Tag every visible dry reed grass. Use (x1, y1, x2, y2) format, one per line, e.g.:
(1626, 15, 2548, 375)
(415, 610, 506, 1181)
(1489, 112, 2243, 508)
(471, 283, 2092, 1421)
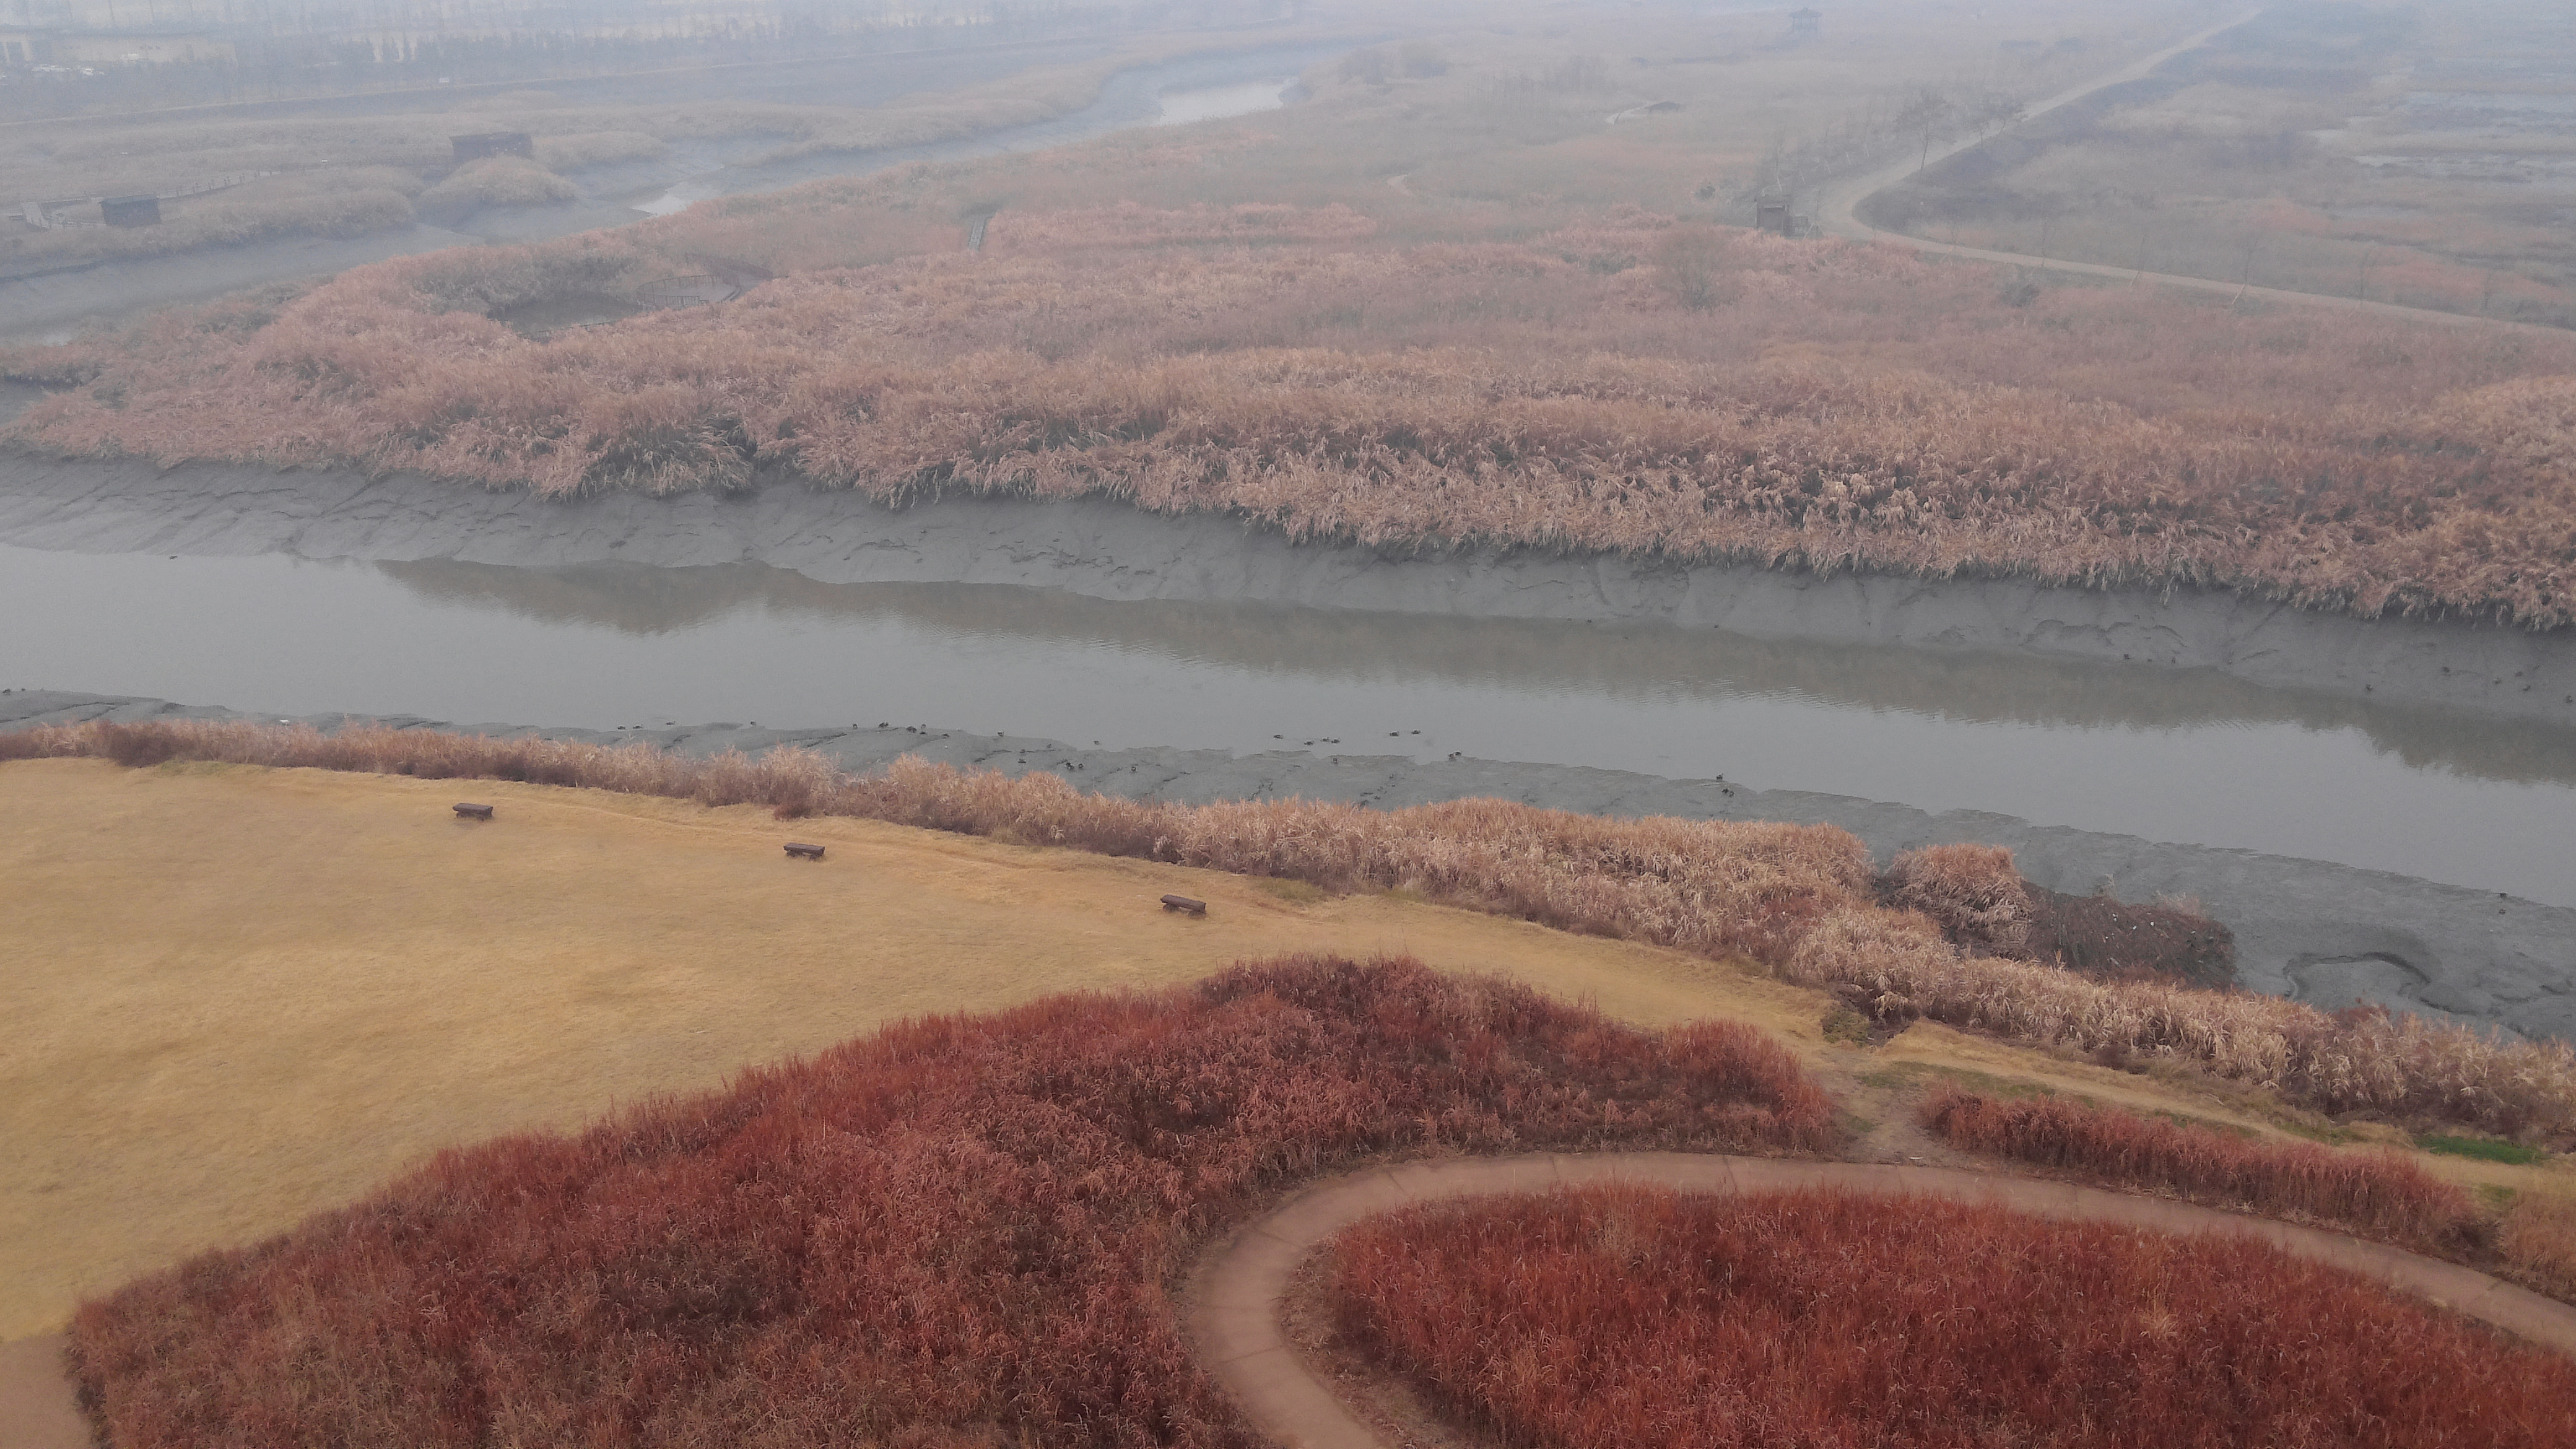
(1883, 843, 2031, 954)
(11, 716, 2572, 1142)
(1918, 1085, 2477, 1250)
(1326, 1185, 2576, 1449)
(66, 955, 1835, 1449)
(1788, 906, 2572, 1139)
(13, 211, 2575, 624)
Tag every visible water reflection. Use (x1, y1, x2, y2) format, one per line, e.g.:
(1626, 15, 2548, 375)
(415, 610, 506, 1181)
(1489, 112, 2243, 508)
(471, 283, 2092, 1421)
(1154, 79, 1290, 126)
(381, 558, 2576, 791)
(11, 543, 2575, 900)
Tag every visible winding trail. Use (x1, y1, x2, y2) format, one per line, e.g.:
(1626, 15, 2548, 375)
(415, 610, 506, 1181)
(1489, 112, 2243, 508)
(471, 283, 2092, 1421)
(9, 1152, 2572, 1447)
(1814, 9, 2561, 336)
(1185, 1152, 2576, 1449)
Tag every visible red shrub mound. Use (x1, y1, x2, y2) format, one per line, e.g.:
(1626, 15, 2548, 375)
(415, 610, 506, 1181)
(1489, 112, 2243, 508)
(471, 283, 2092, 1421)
(2504, 1193, 2576, 1302)
(1328, 1185, 2576, 1449)
(1919, 1087, 2477, 1250)
(67, 956, 1835, 1449)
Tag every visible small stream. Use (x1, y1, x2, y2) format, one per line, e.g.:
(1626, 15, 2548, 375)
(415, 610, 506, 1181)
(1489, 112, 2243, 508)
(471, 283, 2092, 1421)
(7, 543, 2575, 906)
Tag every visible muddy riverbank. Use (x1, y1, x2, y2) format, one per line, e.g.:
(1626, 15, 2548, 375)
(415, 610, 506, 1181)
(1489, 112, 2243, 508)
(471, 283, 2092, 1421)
(2, 455, 2569, 729)
(9, 687, 2569, 1044)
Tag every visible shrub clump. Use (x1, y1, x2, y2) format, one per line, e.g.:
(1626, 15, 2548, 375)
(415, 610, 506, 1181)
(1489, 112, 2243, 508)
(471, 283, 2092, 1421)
(2502, 1192, 2576, 1302)
(1918, 1086, 2476, 1250)
(1325, 1185, 2576, 1449)
(67, 956, 1837, 1448)
(1882, 843, 2032, 954)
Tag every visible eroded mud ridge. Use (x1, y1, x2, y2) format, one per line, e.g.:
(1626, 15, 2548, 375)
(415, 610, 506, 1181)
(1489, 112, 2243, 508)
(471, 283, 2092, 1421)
(2, 459, 2571, 728)
(10, 689, 2571, 1044)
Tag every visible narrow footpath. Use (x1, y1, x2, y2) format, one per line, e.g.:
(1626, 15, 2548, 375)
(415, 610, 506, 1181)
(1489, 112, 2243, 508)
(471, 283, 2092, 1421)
(1186, 1152, 2576, 1449)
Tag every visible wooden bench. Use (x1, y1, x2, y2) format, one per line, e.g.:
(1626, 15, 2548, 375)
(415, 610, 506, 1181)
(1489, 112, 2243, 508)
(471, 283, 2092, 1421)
(452, 803, 495, 820)
(1160, 894, 1208, 916)
(784, 842, 826, 860)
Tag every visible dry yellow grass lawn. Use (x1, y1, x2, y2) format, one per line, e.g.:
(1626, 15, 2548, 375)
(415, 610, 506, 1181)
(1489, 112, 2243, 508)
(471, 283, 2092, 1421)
(3, 755, 2554, 1344)
(0, 756, 1836, 1339)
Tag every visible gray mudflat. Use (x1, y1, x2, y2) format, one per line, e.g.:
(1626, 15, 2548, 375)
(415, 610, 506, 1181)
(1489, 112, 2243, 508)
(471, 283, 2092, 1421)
(9, 689, 2570, 1043)
(1, 456, 2569, 728)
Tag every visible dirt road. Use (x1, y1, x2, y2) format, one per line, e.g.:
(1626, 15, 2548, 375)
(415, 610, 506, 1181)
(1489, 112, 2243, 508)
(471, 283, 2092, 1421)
(1814, 11, 2562, 336)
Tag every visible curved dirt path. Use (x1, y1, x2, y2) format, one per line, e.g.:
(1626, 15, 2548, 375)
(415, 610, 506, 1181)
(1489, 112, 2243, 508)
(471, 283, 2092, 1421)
(11, 1153, 2572, 1448)
(1812, 11, 2563, 336)
(0, 1336, 85, 1449)
(1186, 1152, 2576, 1449)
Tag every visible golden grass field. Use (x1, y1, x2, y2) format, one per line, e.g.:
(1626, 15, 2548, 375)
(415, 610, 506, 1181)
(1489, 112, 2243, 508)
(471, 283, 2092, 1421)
(2, 755, 2562, 1345)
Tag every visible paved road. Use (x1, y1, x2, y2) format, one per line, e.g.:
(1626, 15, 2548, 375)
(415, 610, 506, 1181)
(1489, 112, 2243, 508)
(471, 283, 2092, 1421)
(1186, 1152, 2576, 1449)
(1814, 10, 2562, 336)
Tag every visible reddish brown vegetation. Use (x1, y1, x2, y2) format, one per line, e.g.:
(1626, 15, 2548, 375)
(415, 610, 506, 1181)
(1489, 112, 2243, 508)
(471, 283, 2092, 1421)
(2503, 1193, 2576, 1303)
(1918, 1086, 2476, 1251)
(11, 206, 2576, 625)
(11, 716, 2574, 1140)
(1328, 1185, 2576, 1449)
(66, 957, 1835, 1448)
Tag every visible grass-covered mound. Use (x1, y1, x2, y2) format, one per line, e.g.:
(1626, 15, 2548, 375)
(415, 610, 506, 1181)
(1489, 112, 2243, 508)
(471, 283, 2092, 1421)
(67, 956, 1835, 1448)
(1328, 1185, 2576, 1449)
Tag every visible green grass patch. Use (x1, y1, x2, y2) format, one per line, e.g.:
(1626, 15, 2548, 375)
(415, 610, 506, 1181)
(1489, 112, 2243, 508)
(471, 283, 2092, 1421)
(1820, 1005, 1873, 1048)
(2418, 1134, 2549, 1166)
(1255, 877, 1331, 906)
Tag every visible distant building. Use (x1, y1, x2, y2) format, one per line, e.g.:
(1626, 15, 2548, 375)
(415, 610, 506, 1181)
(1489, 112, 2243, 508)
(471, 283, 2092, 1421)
(52, 29, 230, 64)
(1789, 7, 1821, 41)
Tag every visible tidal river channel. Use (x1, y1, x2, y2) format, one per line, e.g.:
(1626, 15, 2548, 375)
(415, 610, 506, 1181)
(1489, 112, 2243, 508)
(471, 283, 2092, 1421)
(6, 542, 2575, 907)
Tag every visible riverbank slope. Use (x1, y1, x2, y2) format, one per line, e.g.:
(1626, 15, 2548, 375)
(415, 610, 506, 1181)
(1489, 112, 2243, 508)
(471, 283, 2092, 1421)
(9, 689, 2569, 1042)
